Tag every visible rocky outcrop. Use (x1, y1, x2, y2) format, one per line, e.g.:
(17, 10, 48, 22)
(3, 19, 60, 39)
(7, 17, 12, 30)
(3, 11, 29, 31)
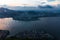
(0, 30, 9, 40)
(10, 30, 56, 40)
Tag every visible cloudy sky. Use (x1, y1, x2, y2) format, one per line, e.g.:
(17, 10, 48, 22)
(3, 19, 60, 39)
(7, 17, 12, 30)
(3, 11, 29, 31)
(0, 0, 59, 6)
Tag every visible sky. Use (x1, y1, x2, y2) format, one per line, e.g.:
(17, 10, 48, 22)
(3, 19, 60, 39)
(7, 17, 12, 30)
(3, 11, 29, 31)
(0, 0, 60, 6)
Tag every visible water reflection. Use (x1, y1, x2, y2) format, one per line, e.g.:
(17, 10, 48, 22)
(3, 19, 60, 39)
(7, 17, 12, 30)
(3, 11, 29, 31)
(0, 17, 60, 39)
(0, 17, 47, 35)
(0, 18, 12, 30)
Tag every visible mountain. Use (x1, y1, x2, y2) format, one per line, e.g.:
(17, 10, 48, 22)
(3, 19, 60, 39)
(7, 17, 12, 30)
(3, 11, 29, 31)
(0, 7, 60, 21)
(0, 5, 60, 12)
(0, 7, 16, 18)
(0, 5, 55, 11)
(0, 7, 40, 21)
(0, 7, 12, 13)
(38, 5, 54, 8)
(8, 6, 39, 11)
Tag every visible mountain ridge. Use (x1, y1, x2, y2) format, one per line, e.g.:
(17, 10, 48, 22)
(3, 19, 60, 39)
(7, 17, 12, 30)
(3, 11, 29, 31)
(0, 5, 57, 11)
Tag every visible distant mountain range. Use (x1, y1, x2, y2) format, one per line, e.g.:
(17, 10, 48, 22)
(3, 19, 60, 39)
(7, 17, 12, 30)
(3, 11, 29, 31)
(0, 7, 60, 21)
(38, 5, 54, 8)
(0, 5, 58, 11)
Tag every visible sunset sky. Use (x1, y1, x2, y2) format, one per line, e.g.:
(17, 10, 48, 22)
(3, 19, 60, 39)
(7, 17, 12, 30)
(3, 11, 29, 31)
(0, 0, 60, 6)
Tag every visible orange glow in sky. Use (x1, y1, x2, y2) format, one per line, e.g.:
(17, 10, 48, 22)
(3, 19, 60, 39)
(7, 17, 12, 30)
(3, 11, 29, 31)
(0, 0, 59, 6)
(48, 1, 59, 6)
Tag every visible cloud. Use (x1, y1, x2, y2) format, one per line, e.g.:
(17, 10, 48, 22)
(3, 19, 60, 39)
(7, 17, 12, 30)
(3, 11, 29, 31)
(0, 0, 59, 6)
(47, 0, 56, 2)
(0, 0, 48, 6)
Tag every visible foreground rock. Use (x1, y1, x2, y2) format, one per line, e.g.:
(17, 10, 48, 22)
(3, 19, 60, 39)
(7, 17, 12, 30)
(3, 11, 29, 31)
(9, 30, 56, 40)
(0, 30, 9, 40)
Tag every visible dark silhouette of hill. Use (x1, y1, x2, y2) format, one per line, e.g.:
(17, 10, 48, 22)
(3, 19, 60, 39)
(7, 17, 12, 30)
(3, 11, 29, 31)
(38, 5, 54, 8)
(0, 7, 60, 21)
(0, 7, 15, 18)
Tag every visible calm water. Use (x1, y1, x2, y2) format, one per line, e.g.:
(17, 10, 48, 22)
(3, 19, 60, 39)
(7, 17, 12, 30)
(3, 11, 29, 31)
(0, 17, 60, 39)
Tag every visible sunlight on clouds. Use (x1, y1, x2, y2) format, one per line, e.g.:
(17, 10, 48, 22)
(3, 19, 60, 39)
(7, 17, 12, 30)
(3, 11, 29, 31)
(0, 0, 59, 6)
(48, 0, 60, 6)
